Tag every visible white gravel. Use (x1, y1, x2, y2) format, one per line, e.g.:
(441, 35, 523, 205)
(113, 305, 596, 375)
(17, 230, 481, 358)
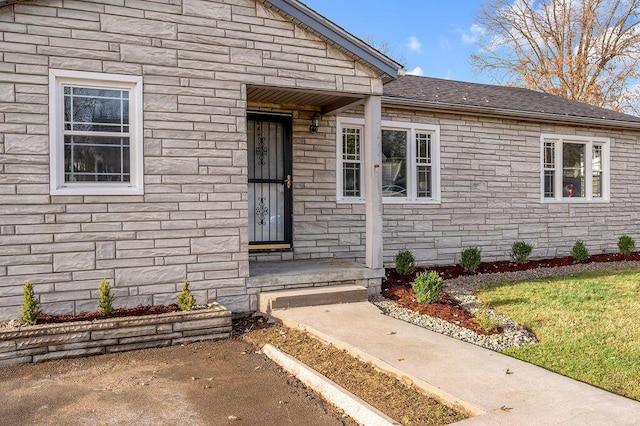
(373, 260, 640, 352)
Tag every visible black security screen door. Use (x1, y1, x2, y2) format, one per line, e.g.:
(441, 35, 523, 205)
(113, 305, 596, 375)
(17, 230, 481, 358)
(247, 113, 293, 250)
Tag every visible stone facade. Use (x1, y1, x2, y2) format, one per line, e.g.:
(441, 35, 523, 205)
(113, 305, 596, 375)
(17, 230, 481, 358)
(0, 0, 384, 320)
(256, 105, 640, 267)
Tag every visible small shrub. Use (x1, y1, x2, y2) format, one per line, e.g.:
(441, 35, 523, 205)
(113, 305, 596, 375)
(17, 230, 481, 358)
(412, 271, 443, 304)
(459, 247, 482, 273)
(395, 250, 416, 276)
(510, 241, 533, 264)
(98, 278, 114, 316)
(176, 280, 196, 311)
(617, 235, 636, 255)
(19, 282, 40, 325)
(571, 240, 590, 262)
(475, 309, 501, 334)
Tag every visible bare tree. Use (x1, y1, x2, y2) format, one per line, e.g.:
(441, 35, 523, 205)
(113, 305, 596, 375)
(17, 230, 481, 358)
(471, 0, 640, 112)
(363, 35, 407, 66)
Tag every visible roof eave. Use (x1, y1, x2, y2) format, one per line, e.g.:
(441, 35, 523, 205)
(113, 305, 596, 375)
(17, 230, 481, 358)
(263, 0, 400, 80)
(382, 96, 640, 131)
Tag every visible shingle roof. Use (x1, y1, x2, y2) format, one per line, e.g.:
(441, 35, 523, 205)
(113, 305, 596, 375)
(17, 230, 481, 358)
(383, 75, 640, 128)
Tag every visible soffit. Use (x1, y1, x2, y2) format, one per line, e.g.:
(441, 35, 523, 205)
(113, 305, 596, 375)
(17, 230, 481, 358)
(247, 85, 364, 115)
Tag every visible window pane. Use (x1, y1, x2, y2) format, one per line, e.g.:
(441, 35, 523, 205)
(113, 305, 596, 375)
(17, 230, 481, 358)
(592, 171, 602, 198)
(416, 133, 431, 163)
(64, 135, 130, 182)
(417, 165, 431, 198)
(382, 129, 407, 197)
(342, 128, 360, 161)
(592, 145, 602, 171)
(343, 163, 361, 197)
(562, 143, 585, 197)
(544, 170, 555, 198)
(64, 86, 128, 132)
(544, 142, 555, 168)
(592, 145, 603, 198)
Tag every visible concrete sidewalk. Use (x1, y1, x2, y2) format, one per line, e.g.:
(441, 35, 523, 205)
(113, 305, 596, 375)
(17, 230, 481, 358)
(271, 302, 640, 425)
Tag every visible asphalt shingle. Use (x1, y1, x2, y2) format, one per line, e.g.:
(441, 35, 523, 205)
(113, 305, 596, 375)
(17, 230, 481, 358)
(383, 75, 640, 125)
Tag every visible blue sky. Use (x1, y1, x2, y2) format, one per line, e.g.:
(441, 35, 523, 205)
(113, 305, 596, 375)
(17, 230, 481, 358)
(301, 0, 490, 84)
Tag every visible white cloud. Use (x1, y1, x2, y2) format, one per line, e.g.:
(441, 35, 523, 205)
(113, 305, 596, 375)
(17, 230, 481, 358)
(462, 23, 486, 44)
(407, 36, 422, 53)
(407, 66, 424, 76)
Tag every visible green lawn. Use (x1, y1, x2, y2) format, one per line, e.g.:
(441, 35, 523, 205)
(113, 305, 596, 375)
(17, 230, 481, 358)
(475, 267, 640, 401)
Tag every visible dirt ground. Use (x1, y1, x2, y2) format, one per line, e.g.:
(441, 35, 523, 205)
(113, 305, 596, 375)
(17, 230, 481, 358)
(0, 337, 355, 426)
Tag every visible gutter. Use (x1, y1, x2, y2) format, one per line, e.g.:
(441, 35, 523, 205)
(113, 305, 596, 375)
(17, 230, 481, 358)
(383, 96, 640, 131)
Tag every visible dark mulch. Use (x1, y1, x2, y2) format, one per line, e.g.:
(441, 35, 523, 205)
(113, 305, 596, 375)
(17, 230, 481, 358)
(36, 304, 180, 324)
(388, 252, 640, 283)
(381, 284, 492, 335)
(232, 314, 272, 336)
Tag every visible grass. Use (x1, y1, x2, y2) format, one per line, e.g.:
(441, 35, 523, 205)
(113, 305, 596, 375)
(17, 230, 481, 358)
(475, 267, 640, 401)
(473, 308, 501, 334)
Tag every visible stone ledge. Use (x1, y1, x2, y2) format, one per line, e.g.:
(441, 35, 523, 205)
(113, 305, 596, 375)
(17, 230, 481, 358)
(0, 303, 231, 366)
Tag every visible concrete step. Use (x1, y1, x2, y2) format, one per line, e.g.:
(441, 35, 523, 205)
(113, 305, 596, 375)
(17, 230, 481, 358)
(258, 285, 368, 313)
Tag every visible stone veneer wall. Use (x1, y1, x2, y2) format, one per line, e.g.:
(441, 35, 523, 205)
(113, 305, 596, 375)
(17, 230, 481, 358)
(0, 302, 231, 366)
(248, 108, 366, 264)
(0, 0, 383, 320)
(262, 106, 640, 267)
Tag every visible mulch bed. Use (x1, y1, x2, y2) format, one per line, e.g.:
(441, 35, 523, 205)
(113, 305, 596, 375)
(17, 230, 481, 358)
(382, 252, 640, 335)
(36, 304, 181, 324)
(381, 284, 492, 335)
(394, 252, 640, 282)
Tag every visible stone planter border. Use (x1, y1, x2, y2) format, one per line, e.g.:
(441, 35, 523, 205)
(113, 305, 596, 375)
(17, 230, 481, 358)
(0, 302, 231, 366)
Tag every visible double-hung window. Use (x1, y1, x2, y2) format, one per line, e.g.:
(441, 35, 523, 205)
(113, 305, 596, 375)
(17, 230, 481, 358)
(49, 69, 143, 195)
(337, 118, 440, 203)
(541, 134, 609, 202)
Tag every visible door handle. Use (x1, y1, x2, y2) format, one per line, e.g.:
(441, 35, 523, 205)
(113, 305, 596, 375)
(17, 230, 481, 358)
(284, 174, 292, 189)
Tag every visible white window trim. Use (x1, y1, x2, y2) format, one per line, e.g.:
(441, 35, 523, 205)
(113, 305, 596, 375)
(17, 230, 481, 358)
(336, 117, 441, 204)
(540, 133, 610, 203)
(336, 117, 366, 203)
(49, 69, 144, 196)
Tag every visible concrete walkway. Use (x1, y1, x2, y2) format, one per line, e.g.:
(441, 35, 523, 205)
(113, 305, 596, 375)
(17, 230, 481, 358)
(271, 302, 640, 425)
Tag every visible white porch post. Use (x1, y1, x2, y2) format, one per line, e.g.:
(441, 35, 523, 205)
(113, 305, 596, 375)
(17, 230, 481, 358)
(364, 95, 383, 269)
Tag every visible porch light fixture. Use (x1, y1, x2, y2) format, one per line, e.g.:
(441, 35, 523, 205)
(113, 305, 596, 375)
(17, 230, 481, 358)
(309, 112, 320, 134)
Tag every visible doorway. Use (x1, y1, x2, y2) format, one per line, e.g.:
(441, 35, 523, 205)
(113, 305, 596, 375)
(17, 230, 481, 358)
(247, 113, 293, 250)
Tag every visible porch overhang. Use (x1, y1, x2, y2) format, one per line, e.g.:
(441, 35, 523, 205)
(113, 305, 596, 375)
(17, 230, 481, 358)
(247, 85, 365, 115)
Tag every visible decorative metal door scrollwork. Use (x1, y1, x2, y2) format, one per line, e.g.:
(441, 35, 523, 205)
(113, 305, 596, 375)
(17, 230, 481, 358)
(256, 197, 269, 225)
(254, 122, 268, 165)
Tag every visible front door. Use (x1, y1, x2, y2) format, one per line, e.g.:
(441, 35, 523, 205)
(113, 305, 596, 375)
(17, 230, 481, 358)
(247, 113, 293, 250)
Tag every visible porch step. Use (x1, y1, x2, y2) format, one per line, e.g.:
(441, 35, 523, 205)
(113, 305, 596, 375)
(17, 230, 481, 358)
(258, 285, 368, 313)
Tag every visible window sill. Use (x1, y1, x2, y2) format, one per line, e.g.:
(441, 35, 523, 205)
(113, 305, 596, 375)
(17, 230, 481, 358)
(383, 199, 441, 205)
(541, 198, 609, 204)
(336, 198, 441, 205)
(51, 185, 144, 196)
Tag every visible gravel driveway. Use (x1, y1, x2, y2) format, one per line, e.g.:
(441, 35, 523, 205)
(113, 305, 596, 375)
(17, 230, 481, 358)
(0, 338, 353, 426)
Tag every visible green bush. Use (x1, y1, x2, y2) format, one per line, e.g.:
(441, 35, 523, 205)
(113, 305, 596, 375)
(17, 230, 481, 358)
(510, 241, 533, 264)
(98, 278, 114, 316)
(571, 240, 590, 262)
(617, 235, 636, 255)
(176, 280, 196, 311)
(19, 282, 40, 325)
(459, 247, 482, 273)
(412, 271, 443, 304)
(395, 250, 416, 276)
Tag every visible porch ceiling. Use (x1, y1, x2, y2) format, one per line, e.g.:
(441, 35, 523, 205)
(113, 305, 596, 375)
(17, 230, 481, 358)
(247, 85, 365, 115)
